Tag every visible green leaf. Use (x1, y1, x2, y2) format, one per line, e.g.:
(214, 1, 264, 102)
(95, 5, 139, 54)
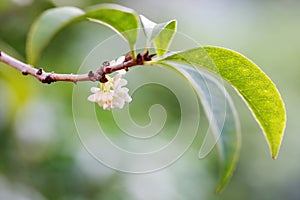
(85, 4, 139, 53)
(154, 20, 176, 56)
(160, 46, 286, 159)
(26, 7, 85, 65)
(159, 62, 240, 193)
(139, 15, 176, 56)
(139, 15, 157, 41)
(26, 4, 139, 65)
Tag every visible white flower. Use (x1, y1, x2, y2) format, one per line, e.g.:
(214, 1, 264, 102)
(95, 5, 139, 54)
(109, 56, 125, 66)
(88, 72, 132, 110)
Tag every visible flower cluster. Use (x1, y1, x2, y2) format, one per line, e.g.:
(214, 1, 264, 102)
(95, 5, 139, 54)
(87, 57, 132, 110)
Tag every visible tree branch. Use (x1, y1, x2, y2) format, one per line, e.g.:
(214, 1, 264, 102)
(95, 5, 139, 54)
(0, 50, 155, 84)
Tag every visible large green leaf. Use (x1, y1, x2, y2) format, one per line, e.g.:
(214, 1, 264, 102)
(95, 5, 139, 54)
(139, 15, 176, 56)
(26, 7, 85, 65)
(26, 4, 139, 65)
(160, 62, 240, 193)
(85, 4, 139, 53)
(159, 46, 286, 159)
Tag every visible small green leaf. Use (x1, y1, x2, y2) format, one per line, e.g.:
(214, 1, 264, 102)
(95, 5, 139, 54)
(160, 46, 286, 159)
(26, 7, 85, 65)
(153, 20, 176, 56)
(159, 62, 240, 193)
(139, 15, 176, 55)
(139, 15, 157, 41)
(85, 4, 139, 53)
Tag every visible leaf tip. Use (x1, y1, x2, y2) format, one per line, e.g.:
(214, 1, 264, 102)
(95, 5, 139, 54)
(271, 150, 279, 160)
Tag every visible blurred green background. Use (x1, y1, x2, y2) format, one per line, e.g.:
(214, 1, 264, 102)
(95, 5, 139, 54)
(0, 0, 299, 199)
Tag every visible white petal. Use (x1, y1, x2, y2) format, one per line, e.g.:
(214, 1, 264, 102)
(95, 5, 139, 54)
(114, 88, 130, 99)
(103, 104, 111, 110)
(118, 69, 127, 75)
(87, 94, 97, 102)
(114, 79, 127, 88)
(94, 93, 101, 102)
(103, 82, 111, 91)
(116, 56, 125, 65)
(97, 101, 103, 107)
(113, 74, 122, 82)
(124, 95, 132, 102)
(113, 95, 123, 102)
(112, 98, 125, 109)
(117, 92, 131, 102)
(109, 60, 116, 66)
(97, 100, 104, 106)
(119, 87, 129, 93)
(91, 87, 100, 93)
(100, 93, 107, 101)
(107, 92, 113, 101)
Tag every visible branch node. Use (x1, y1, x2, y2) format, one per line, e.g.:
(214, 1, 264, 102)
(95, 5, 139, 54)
(102, 61, 110, 67)
(88, 70, 94, 77)
(104, 66, 112, 74)
(99, 75, 108, 83)
(36, 68, 43, 75)
(22, 71, 28, 76)
(136, 53, 143, 65)
(142, 50, 156, 61)
(42, 75, 55, 84)
(88, 70, 97, 81)
(124, 52, 132, 62)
